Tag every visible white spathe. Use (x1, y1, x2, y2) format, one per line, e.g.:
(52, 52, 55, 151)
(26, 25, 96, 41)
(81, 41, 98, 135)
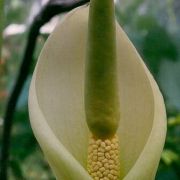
(28, 6, 167, 180)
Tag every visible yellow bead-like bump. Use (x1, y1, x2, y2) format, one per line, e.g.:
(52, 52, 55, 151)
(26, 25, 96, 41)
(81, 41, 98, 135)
(87, 135, 119, 180)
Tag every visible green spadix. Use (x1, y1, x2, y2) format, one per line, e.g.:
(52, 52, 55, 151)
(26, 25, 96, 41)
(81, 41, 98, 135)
(85, 0, 119, 138)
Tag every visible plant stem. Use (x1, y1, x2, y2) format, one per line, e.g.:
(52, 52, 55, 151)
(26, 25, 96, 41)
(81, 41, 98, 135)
(0, 0, 4, 58)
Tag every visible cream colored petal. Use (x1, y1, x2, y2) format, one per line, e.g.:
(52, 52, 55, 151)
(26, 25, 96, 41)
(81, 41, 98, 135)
(28, 5, 166, 180)
(29, 75, 91, 179)
(116, 26, 167, 179)
(29, 6, 92, 180)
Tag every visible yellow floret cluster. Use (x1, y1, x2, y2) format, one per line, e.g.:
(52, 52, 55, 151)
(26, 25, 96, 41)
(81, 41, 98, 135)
(87, 135, 119, 180)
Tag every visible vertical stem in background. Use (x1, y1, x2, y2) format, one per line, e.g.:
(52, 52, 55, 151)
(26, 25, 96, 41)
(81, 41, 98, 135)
(85, 0, 120, 138)
(0, 21, 41, 180)
(0, 0, 4, 58)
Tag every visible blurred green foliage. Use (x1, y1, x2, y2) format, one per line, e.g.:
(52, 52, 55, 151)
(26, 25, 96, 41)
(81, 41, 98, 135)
(0, 0, 180, 179)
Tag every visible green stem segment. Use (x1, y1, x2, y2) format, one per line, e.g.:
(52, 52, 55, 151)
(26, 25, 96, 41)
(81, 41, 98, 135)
(85, 0, 120, 138)
(0, 0, 4, 58)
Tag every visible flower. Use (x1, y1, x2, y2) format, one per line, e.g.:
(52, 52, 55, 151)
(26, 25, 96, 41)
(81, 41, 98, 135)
(28, 3, 166, 180)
